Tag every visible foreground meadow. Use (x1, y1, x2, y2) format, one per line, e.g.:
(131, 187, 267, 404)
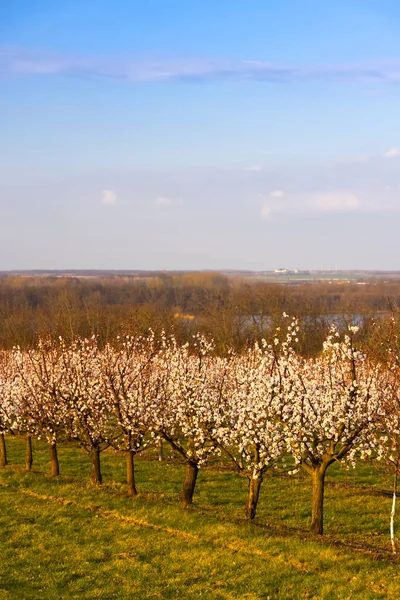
(0, 437, 399, 599)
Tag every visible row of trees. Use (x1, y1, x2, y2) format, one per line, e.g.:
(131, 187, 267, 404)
(2, 273, 400, 354)
(1, 317, 399, 542)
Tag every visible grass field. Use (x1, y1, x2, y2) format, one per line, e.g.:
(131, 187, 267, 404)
(0, 436, 399, 599)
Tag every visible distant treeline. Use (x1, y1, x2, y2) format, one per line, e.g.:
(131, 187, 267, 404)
(1, 272, 399, 354)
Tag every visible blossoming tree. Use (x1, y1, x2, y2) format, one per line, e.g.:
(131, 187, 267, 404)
(284, 326, 383, 534)
(9, 339, 72, 476)
(99, 332, 159, 496)
(57, 337, 113, 484)
(0, 350, 15, 467)
(215, 317, 299, 519)
(152, 333, 227, 507)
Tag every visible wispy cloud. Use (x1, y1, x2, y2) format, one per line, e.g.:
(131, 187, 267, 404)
(8, 104, 80, 114)
(243, 165, 265, 172)
(2, 46, 400, 84)
(385, 147, 400, 158)
(270, 190, 284, 199)
(101, 189, 118, 205)
(310, 192, 360, 212)
(260, 204, 272, 219)
(259, 190, 363, 219)
(155, 195, 173, 206)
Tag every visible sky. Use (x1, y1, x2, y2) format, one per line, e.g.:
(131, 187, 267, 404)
(2, 0, 400, 271)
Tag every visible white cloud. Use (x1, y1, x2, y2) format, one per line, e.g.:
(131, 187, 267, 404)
(385, 147, 400, 158)
(261, 191, 360, 217)
(155, 195, 173, 206)
(244, 165, 265, 172)
(270, 190, 284, 199)
(311, 192, 360, 212)
(101, 189, 118, 205)
(4, 47, 400, 85)
(259, 190, 284, 219)
(260, 204, 272, 219)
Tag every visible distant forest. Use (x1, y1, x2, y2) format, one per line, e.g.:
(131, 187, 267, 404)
(1, 272, 399, 355)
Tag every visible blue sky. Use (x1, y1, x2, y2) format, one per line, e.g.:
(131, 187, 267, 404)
(1, 1, 400, 270)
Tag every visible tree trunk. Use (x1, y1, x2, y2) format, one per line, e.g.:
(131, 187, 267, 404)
(158, 439, 164, 462)
(90, 447, 102, 485)
(49, 441, 60, 477)
(181, 461, 199, 507)
(25, 435, 33, 471)
(245, 474, 263, 520)
(0, 433, 7, 468)
(126, 450, 138, 496)
(311, 464, 328, 535)
(390, 471, 397, 555)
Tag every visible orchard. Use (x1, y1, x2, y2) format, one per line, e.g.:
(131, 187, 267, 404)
(1, 316, 399, 549)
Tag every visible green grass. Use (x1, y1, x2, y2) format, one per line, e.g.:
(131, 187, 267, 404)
(0, 437, 399, 599)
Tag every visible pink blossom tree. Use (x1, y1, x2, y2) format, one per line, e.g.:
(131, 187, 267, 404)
(99, 332, 159, 496)
(9, 339, 71, 476)
(0, 350, 15, 467)
(367, 317, 400, 553)
(151, 333, 227, 507)
(284, 325, 383, 534)
(57, 337, 113, 485)
(215, 317, 299, 519)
